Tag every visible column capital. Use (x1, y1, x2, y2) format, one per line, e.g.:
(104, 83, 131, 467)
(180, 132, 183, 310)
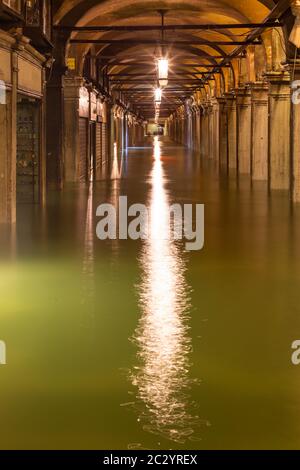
(202, 100, 213, 112)
(223, 92, 237, 112)
(236, 86, 251, 108)
(216, 96, 226, 104)
(63, 76, 85, 86)
(285, 59, 300, 78)
(210, 97, 219, 109)
(264, 70, 291, 84)
(235, 85, 251, 96)
(248, 81, 269, 92)
(264, 71, 291, 101)
(224, 91, 236, 100)
(63, 76, 85, 98)
(250, 82, 269, 106)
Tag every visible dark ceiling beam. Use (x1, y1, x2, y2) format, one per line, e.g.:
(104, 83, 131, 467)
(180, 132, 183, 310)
(108, 71, 220, 76)
(135, 107, 179, 109)
(110, 79, 207, 83)
(113, 88, 198, 92)
(127, 101, 185, 104)
(55, 22, 282, 32)
(135, 106, 177, 109)
(101, 57, 232, 62)
(107, 64, 230, 70)
(70, 39, 262, 46)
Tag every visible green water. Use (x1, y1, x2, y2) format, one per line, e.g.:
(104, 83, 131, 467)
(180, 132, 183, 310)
(1, 138, 300, 450)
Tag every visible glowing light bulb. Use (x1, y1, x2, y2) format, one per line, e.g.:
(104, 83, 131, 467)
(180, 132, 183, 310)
(154, 87, 162, 103)
(158, 58, 169, 88)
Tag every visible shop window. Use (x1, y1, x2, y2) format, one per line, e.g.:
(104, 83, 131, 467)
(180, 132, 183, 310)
(25, 0, 40, 26)
(2, 0, 22, 13)
(17, 95, 40, 204)
(25, 0, 51, 39)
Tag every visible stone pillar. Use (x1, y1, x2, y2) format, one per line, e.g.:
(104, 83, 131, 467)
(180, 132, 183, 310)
(211, 98, 220, 162)
(186, 109, 192, 148)
(40, 68, 47, 206)
(0, 42, 16, 224)
(180, 116, 184, 145)
(46, 32, 67, 189)
(63, 76, 84, 182)
(236, 87, 252, 174)
(196, 108, 201, 154)
(226, 93, 237, 170)
(207, 102, 214, 159)
(250, 82, 269, 181)
(217, 97, 228, 170)
(0, 90, 12, 223)
(200, 106, 208, 158)
(266, 71, 291, 190)
(192, 109, 197, 150)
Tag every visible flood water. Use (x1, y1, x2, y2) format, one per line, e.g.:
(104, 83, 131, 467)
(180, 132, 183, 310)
(1, 137, 300, 450)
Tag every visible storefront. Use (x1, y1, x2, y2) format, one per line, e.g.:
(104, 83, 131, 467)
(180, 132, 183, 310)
(16, 95, 41, 203)
(0, 30, 46, 223)
(63, 78, 109, 183)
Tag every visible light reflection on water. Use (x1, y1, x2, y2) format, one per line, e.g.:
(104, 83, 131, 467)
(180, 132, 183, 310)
(129, 138, 204, 445)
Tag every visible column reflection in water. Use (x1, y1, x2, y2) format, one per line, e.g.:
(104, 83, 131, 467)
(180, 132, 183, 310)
(130, 137, 203, 445)
(80, 183, 96, 329)
(111, 142, 124, 180)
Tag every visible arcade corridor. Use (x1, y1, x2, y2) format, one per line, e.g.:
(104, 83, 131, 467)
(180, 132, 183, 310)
(2, 0, 300, 453)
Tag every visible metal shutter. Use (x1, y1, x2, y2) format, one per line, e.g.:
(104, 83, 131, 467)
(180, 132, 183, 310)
(95, 122, 102, 180)
(79, 118, 88, 182)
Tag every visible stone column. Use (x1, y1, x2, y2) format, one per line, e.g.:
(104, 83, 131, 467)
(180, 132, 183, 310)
(207, 101, 214, 159)
(266, 71, 291, 190)
(0, 38, 17, 224)
(200, 105, 208, 158)
(250, 82, 269, 181)
(63, 76, 84, 182)
(211, 98, 220, 162)
(225, 93, 237, 170)
(236, 87, 252, 174)
(196, 108, 201, 154)
(186, 109, 192, 148)
(192, 109, 197, 150)
(217, 97, 228, 170)
(46, 31, 67, 189)
(291, 62, 300, 202)
(181, 116, 184, 145)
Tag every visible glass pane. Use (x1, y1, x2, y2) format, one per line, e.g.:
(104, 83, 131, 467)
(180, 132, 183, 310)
(25, 0, 40, 26)
(3, 0, 21, 13)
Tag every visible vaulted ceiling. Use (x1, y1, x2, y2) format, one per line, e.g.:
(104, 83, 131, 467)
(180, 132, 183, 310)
(52, 1, 289, 120)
